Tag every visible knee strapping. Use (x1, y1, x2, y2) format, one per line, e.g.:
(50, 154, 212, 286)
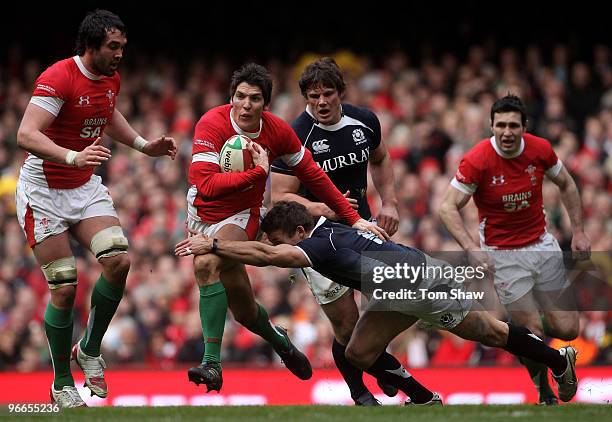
(41, 257, 77, 290)
(90, 226, 129, 259)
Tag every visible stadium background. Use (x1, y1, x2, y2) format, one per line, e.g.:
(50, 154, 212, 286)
(0, 1, 610, 406)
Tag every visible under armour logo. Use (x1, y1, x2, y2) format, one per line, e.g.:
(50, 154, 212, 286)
(491, 175, 505, 185)
(78, 96, 90, 106)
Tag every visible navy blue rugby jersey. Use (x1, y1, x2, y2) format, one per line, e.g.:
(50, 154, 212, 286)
(295, 218, 425, 291)
(271, 104, 381, 220)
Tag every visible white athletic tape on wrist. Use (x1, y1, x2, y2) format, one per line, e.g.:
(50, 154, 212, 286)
(65, 150, 78, 166)
(133, 135, 149, 151)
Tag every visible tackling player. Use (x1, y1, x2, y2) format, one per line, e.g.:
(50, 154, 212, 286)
(15, 10, 177, 407)
(176, 201, 579, 405)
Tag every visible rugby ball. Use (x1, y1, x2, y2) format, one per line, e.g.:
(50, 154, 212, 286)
(219, 135, 254, 173)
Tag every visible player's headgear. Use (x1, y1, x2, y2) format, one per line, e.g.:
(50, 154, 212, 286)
(491, 94, 527, 126)
(299, 57, 346, 97)
(75, 9, 126, 55)
(230, 63, 273, 106)
(261, 201, 314, 235)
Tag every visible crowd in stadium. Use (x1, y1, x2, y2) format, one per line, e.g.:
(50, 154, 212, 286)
(1, 42, 610, 373)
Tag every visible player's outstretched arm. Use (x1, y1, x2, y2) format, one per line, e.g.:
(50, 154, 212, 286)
(175, 235, 310, 268)
(106, 109, 177, 159)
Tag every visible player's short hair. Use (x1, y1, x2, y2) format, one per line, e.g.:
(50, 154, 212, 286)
(299, 57, 346, 97)
(490, 94, 527, 126)
(230, 63, 273, 106)
(75, 9, 126, 55)
(261, 201, 314, 235)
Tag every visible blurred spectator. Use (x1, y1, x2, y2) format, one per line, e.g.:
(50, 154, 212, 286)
(0, 43, 610, 372)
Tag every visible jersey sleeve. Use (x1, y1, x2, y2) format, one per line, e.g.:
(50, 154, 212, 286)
(542, 141, 563, 178)
(295, 235, 334, 268)
(30, 64, 71, 116)
(451, 155, 480, 195)
(365, 109, 382, 150)
(270, 157, 292, 175)
(275, 122, 306, 168)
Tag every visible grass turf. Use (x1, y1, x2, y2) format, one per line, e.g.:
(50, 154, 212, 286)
(4, 404, 610, 422)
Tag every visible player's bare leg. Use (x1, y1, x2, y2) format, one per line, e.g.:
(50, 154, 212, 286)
(450, 304, 578, 402)
(535, 288, 580, 341)
(505, 291, 559, 404)
(33, 233, 86, 407)
(221, 251, 312, 380)
(69, 216, 130, 398)
(322, 291, 396, 405)
(347, 310, 436, 405)
(189, 224, 311, 391)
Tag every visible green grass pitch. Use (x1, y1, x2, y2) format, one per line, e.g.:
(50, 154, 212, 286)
(4, 404, 609, 421)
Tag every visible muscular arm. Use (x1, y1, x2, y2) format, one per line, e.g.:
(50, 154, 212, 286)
(106, 109, 177, 158)
(104, 108, 139, 147)
(175, 235, 310, 268)
(270, 172, 339, 219)
(369, 142, 399, 235)
(438, 185, 479, 250)
(547, 166, 591, 253)
(369, 142, 397, 206)
(17, 103, 69, 163)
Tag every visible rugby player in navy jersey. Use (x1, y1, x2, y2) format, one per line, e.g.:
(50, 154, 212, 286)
(176, 201, 579, 405)
(270, 58, 400, 405)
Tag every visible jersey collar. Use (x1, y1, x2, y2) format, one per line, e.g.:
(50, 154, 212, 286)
(490, 136, 524, 158)
(305, 104, 345, 130)
(229, 108, 262, 139)
(73, 56, 102, 81)
(309, 216, 327, 238)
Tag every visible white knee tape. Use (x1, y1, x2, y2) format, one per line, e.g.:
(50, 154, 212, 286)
(41, 257, 78, 289)
(90, 226, 129, 259)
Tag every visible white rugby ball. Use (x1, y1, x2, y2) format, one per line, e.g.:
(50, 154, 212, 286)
(219, 135, 255, 173)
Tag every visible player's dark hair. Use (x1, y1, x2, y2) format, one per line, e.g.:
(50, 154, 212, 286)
(298, 57, 346, 97)
(230, 63, 273, 106)
(261, 201, 314, 236)
(75, 9, 126, 55)
(490, 94, 527, 126)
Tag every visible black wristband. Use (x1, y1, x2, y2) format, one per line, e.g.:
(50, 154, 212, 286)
(211, 238, 219, 253)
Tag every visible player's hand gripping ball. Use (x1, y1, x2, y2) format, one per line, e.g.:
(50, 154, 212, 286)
(219, 135, 255, 173)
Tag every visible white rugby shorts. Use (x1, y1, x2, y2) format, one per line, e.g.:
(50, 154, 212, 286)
(482, 232, 569, 305)
(16, 175, 118, 248)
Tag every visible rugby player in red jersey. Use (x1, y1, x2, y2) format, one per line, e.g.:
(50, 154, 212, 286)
(439, 94, 590, 405)
(16, 10, 176, 407)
